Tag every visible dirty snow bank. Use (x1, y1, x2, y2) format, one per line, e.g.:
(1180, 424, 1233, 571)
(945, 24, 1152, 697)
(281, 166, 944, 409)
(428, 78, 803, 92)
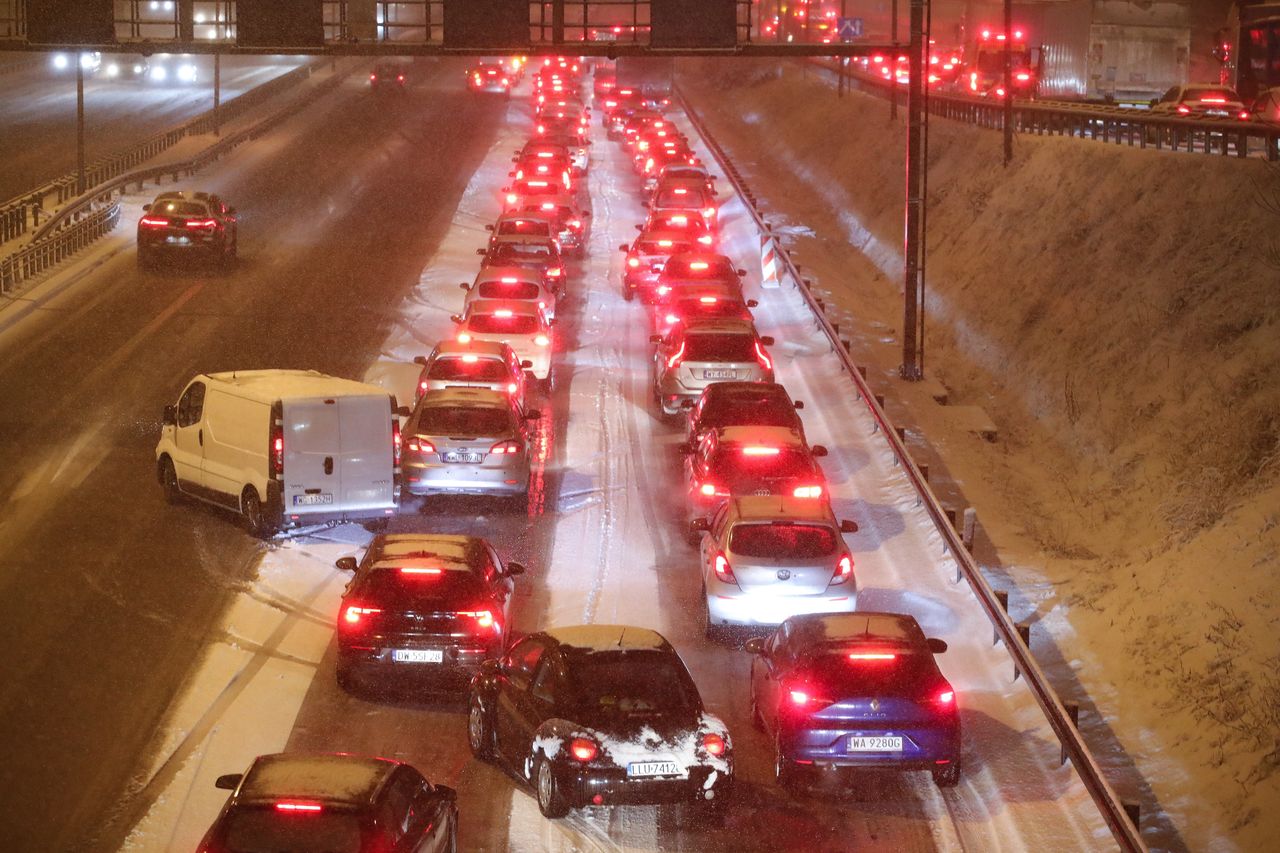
(678, 60, 1280, 852)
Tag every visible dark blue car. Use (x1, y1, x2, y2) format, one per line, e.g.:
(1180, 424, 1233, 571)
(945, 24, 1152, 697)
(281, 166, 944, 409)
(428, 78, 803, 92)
(745, 612, 960, 789)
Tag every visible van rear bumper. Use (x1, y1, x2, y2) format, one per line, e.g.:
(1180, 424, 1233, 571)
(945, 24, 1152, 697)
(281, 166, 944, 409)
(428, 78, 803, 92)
(279, 505, 398, 529)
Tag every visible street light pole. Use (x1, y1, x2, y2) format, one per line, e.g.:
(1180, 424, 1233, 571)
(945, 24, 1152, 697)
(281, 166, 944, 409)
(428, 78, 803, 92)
(76, 58, 85, 195)
(901, 0, 926, 380)
(1003, 0, 1013, 165)
(214, 53, 221, 136)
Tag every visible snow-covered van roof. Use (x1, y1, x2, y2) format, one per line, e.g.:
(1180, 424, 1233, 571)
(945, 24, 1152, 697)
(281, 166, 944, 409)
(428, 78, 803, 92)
(547, 624, 670, 652)
(203, 369, 393, 403)
(237, 753, 397, 806)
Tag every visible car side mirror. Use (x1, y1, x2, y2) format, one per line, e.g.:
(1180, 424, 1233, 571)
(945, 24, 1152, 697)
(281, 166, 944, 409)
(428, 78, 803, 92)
(450, 314, 462, 324)
(434, 784, 458, 803)
(811, 445, 828, 458)
(395, 405, 411, 418)
(475, 248, 486, 255)
(760, 336, 775, 347)
(689, 517, 710, 534)
(521, 359, 533, 369)
(649, 334, 663, 343)
(634, 224, 643, 231)
(142, 203, 152, 212)
(413, 355, 428, 366)
(162, 404, 177, 426)
(335, 556, 358, 573)
(794, 400, 804, 409)
(619, 244, 630, 252)
(927, 638, 948, 654)
(486, 223, 496, 230)
(743, 637, 766, 656)
(214, 773, 243, 790)
(840, 519, 859, 533)
(525, 409, 542, 420)
(506, 561, 527, 576)
(736, 269, 747, 276)
(747, 299, 759, 308)
(459, 282, 471, 291)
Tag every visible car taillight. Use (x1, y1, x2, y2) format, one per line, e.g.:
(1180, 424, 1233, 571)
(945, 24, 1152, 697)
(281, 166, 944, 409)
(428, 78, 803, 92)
(271, 423, 284, 476)
(506, 193, 518, 204)
(848, 650, 895, 661)
(392, 419, 401, 467)
(741, 446, 779, 456)
(397, 74, 405, 82)
(506, 381, 518, 394)
(703, 207, 716, 220)
(458, 609, 500, 634)
(831, 553, 853, 585)
(185, 218, 218, 230)
(664, 313, 679, 325)
(342, 605, 381, 627)
(568, 219, 581, 230)
(627, 256, 640, 268)
(1015, 72, 1030, 82)
(490, 440, 523, 454)
(755, 341, 773, 371)
(457, 332, 472, 343)
(656, 285, 670, 296)
(139, 216, 169, 228)
(406, 437, 436, 453)
(666, 341, 685, 369)
(702, 733, 726, 757)
(535, 334, 550, 346)
(569, 737, 598, 762)
(793, 485, 823, 499)
(937, 688, 956, 708)
(697, 234, 713, 245)
(1176, 104, 1191, 115)
(275, 800, 323, 813)
(713, 551, 737, 583)
(1239, 110, 1251, 120)
(547, 267, 563, 277)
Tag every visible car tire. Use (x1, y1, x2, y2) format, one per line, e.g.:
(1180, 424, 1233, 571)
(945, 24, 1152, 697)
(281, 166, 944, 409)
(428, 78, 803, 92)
(775, 736, 801, 794)
(159, 457, 181, 505)
(535, 756, 570, 818)
(336, 662, 358, 694)
(703, 596, 724, 642)
(932, 760, 961, 788)
(623, 288, 634, 302)
(241, 487, 275, 538)
(467, 695, 496, 761)
(750, 694, 765, 733)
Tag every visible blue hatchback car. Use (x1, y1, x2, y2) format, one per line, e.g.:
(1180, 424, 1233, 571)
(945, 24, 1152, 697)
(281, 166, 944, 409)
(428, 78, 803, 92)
(745, 612, 960, 789)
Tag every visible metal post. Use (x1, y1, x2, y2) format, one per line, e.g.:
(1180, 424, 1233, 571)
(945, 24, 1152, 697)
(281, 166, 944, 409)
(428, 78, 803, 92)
(552, 0, 565, 46)
(890, 0, 899, 120)
(214, 53, 221, 136)
(900, 0, 926, 380)
(76, 59, 85, 195)
(1002, 0, 1013, 165)
(838, 0, 848, 98)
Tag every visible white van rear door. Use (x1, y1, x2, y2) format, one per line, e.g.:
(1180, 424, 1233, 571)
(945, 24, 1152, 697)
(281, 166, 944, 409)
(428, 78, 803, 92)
(281, 398, 341, 514)
(337, 395, 396, 511)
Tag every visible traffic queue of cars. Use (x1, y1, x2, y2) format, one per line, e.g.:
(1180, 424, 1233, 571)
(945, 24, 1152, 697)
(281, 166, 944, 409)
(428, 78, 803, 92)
(165, 56, 962, 849)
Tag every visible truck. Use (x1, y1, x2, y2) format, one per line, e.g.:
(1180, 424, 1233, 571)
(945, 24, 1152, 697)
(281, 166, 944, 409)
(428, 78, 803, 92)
(615, 56, 675, 100)
(1221, 1, 1280, 101)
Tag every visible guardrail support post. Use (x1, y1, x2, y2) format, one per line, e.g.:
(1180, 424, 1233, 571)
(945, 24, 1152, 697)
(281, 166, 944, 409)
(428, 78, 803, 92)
(76, 62, 87, 196)
(1123, 802, 1140, 832)
(994, 589, 1009, 644)
(1013, 622, 1031, 680)
(1061, 702, 1080, 765)
(962, 507, 977, 552)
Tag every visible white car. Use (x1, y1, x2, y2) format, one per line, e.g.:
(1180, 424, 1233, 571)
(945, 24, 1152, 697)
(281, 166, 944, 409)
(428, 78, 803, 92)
(463, 265, 557, 322)
(452, 300, 553, 388)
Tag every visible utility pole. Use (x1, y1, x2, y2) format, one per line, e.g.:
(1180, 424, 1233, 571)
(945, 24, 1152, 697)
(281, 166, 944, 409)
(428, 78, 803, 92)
(901, 0, 926, 380)
(76, 58, 85, 195)
(214, 53, 221, 136)
(1002, 0, 1013, 165)
(838, 0, 848, 98)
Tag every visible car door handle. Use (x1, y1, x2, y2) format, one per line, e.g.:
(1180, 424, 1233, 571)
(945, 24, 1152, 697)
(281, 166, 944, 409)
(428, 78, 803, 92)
(324, 456, 333, 475)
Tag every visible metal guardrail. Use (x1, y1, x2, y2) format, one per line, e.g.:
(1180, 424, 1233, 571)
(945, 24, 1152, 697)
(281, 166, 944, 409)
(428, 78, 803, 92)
(0, 64, 346, 293)
(677, 85, 1148, 853)
(814, 58, 1280, 162)
(0, 60, 322, 246)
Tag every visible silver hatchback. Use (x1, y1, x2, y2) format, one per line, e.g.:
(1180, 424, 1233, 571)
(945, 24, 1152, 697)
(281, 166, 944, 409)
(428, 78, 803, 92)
(651, 319, 775, 416)
(401, 388, 540, 507)
(695, 496, 859, 637)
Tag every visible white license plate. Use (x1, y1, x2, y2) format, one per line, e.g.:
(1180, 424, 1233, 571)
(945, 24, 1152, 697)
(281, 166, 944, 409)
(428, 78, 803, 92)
(1205, 109, 1228, 116)
(392, 649, 443, 663)
(848, 736, 903, 752)
(442, 452, 483, 464)
(703, 370, 735, 379)
(165, 235, 190, 244)
(292, 493, 333, 506)
(626, 761, 681, 778)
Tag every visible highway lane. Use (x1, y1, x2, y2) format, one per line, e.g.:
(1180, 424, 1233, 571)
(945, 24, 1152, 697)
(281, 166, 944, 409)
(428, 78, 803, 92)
(0, 54, 306, 203)
(0, 58, 508, 852)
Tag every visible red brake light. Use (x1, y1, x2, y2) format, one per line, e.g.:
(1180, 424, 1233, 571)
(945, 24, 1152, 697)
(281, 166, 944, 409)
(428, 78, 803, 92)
(664, 313, 679, 325)
(793, 485, 823, 499)
(1201, 97, 1227, 104)
(406, 437, 436, 453)
(741, 446, 779, 456)
(698, 296, 717, 304)
(392, 419, 402, 467)
(938, 689, 956, 706)
(689, 261, 709, 271)
(275, 801, 323, 813)
(1015, 72, 1030, 82)
(789, 689, 810, 706)
(490, 439, 523, 454)
(139, 216, 169, 228)
(1176, 105, 1191, 115)
(271, 424, 284, 476)
(666, 340, 685, 369)
(401, 566, 443, 576)
(1239, 110, 1251, 120)
(342, 605, 381, 626)
(703, 207, 716, 219)
(547, 267, 563, 277)
(697, 235, 713, 245)
(713, 552, 737, 583)
(831, 554, 853, 585)
(673, 187, 687, 195)
(755, 341, 773, 371)
(702, 733, 726, 756)
(569, 737, 598, 762)
(457, 332, 472, 343)
(459, 609, 499, 633)
(627, 256, 640, 268)
(185, 219, 218, 229)
(848, 651, 895, 661)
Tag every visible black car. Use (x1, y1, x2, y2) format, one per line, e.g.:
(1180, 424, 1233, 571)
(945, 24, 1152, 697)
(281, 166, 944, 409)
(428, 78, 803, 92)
(335, 533, 525, 691)
(686, 381, 805, 445)
(468, 625, 733, 821)
(137, 191, 237, 270)
(197, 753, 457, 853)
(370, 63, 407, 91)
(477, 239, 566, 294)
(745, 612, 961, 790)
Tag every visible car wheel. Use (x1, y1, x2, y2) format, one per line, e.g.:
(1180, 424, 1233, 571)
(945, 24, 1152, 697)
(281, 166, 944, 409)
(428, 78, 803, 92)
(241, 487, 275, 538)
(159, 457, 181, 505)
(750, 693, 765, 733)
(535, 756, 570, 818)
(540, 374, 553, 393)
(336, 662, 357, 694)
(623, 288, 634, 302)
(467, 696, 495, 761)
(775, 736, 801, 794)
(703, 595, 723, 642)
(932, 760, 961, 788)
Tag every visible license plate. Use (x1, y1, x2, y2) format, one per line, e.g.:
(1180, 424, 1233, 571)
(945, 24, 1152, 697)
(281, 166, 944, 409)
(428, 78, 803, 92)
(442, 452, 483, 464)
(1205, 109, 1228, 116)
(627, 761, 681, 777)
(165, 235, 190, 244)
(392, 649, 443, 664)
(292, 493, 333, 506)
(703, 370, 735, 379)
(848, 736, 903, 752)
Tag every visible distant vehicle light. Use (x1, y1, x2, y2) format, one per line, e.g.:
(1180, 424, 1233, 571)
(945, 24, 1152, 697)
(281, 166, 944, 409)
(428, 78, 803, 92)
(535, 334, 551, 346)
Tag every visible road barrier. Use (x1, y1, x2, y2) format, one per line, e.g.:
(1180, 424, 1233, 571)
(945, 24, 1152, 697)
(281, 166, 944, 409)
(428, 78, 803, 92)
(678, 84, 1149, 853)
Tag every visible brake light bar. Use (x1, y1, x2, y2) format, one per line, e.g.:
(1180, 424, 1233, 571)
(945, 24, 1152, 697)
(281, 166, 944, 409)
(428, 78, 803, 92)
(494, 309, 514, 317)
(275, 801, 323, 813)
(690, 261, 709, 271)
(185, 219, 218, 229)
(1201, 97, 1227, 104)
(490, 440, 523, 454)
(400, 566, 443, 575)
(848, 651, 895, 661)
(461, 354, 479, 362)
(139, 216, 170, 228)
(698, 296, 718, 304)
(742, 446, 780, 456)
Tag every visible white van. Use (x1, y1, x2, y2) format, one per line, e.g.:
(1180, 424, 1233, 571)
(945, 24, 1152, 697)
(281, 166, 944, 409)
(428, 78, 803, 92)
(155, 370, 403, 536)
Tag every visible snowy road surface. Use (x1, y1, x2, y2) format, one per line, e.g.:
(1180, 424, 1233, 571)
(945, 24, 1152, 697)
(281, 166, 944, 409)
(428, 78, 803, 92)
(0, 58, 1115, 851)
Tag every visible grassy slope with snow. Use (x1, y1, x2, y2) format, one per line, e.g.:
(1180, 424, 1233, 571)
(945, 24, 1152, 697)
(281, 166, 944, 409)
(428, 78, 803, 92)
(680, 60, 1280, 852)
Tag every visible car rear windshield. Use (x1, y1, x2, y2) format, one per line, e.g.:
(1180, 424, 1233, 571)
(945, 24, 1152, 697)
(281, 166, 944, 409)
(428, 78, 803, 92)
(477, 281, 540, 300)
(655, 188, 708, 207)
(152, 201, 208, 217)
(730, 523, 838, 559)
(357, 566, 487, 608)
(703, 393, 795, 427)
(1185, 88, 1238, 103)
(569, 651, 698, 714)
(416, 406, 513, 436)
(221, 806, 364, 853)
(683, 333, 756, 363)
(673, 299, 746, 321)
(428, 358, 511, 382)
(467, 313, 540, 334)
(497, 220, 550, 237)
(796, 651, 936, 698)
(714, 447, 813, 485)
(663, 256, 734, 278)
(638, 240, 691, 255)
(491, 243, 555, 262)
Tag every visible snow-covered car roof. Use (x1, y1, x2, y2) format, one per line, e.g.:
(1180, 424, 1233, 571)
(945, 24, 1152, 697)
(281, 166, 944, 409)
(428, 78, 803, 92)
(786, 612, 930, 647)
(236, 753, 396, 806)
(545, 624, 670, 652)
